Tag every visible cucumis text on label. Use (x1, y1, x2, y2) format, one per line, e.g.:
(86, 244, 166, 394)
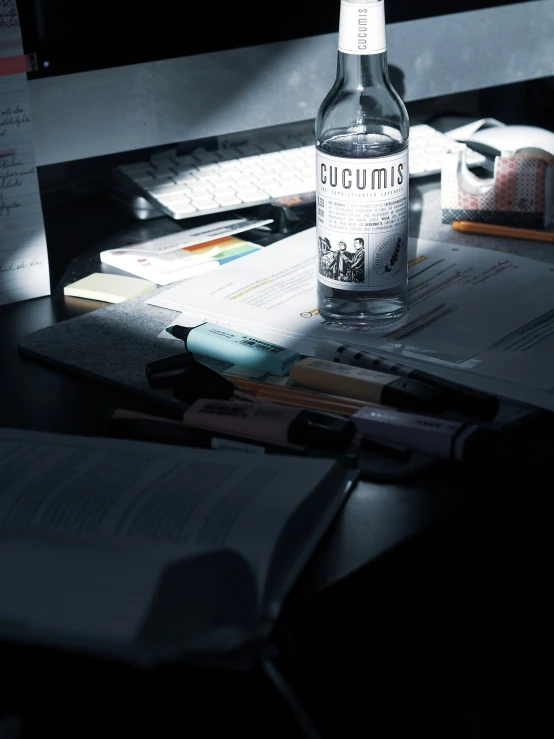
(316, 149, 409, 291)
(338, 1, 387, 56)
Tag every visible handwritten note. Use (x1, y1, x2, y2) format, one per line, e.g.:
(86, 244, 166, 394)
(0, 0, 50, 306)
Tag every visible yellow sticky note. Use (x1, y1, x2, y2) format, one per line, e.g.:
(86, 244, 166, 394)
(63, 273, 157, 303)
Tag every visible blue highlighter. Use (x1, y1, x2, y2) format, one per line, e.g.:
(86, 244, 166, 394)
(166, 323, 300, 376)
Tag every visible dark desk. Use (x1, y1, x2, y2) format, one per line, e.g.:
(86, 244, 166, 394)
(1, 187, 552, 738)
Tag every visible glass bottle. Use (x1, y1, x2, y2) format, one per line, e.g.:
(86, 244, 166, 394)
(315, 0, 409, 326)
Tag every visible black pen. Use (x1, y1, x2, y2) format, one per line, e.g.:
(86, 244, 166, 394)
(315, 340, 499, 421)
(107, 409, 320, 456)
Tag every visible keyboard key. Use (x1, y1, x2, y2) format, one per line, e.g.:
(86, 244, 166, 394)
(214, 194, 243, 206)
(149, 180, 179, 192)
(235, 144, 263, 156)
(187, 183, 212, 195)
(174, 154, 200, 166)
(129, 172, 156, 183)
(157, 189, 193, 201)
(253, 178, 279, 191)
(173, 172, 200, 184)
(169, 202, 198, 215)
(193, 150, 221, 163)
(255, 139, 282, 153)
(238, 160, 263, 173)
(150, 149, 178, 164)
(218, 160, 242, 170)
(238, 190, 270, 203)
(208, 185, 236, 196)
(217, 148, 243, 160)
(214, 177, 237, 188)
(151, 165, 177, 177)
(191, 198, 218, 210)
(119, 163, 155, 176)
(260, 183, 299, 197)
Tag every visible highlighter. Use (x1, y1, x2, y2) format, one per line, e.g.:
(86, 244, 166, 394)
(183, 399, 357, 452)
(290, 357, 446, 413)
(315, 339, 499, 421)
(352, 406, 531, 467)
(166, 324, 300, 376)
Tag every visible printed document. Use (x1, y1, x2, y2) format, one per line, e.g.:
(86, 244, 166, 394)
(1, 0, 50, 306)
(149, 228, 554, 410)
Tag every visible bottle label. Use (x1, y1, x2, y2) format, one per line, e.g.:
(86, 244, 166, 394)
(338, 0, 386, 56)
(316, 149, 409, 291)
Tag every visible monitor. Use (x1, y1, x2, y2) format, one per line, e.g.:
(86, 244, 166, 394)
(19, 0, 554, 166)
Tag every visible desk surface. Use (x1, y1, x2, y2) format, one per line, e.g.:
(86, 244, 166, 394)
(3, 177, 554, 738)
(2, 177, 552, 603)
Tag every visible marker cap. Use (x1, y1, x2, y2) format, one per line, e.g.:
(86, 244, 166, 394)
(172, 361, 235, 404)
(145, 352, 195, 389)
(410, 370, 499, 421)
(381, 377, 447, 414)
(289, 410, 356, 452)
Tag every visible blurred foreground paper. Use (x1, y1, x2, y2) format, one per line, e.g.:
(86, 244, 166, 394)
(1, 1, 50, 306)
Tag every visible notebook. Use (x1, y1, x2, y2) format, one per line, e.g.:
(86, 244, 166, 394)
(0, 428, 357, 668)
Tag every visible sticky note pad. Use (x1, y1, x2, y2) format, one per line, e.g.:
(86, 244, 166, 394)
(63, 273, 157, 303)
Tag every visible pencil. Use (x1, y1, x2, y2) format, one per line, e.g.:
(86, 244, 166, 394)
(238, 388, 357, 416)
(229, 376, 365, 408)
(452, 220, 554, 243)
(229, 377, 373, 416)
(229, 376, 365, 405)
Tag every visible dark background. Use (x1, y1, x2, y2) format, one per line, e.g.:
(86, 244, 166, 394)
(20, 0, 539, 77)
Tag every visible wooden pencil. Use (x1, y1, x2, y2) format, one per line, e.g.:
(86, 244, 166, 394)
(229, 376, 365, 406)
(452, 220, 554, 243)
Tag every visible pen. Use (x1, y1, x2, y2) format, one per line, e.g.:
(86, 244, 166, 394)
(314, 340, 498, 421)
(290, 357, 447, 414)
(183, 399, 357, 452)
(452, 220, 554, 243)
(107, 408, 307, 455)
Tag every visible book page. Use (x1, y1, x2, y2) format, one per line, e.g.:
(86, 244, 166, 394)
(0, 1, 50, 306)
(0, 429, 337, 632)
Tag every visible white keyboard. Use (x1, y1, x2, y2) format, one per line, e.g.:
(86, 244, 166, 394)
(113, 123, 487, 221)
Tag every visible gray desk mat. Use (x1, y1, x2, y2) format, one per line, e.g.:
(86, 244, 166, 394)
(19, 289, 222, 413)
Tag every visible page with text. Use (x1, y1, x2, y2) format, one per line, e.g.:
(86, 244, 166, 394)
(1, 0, 50, 306)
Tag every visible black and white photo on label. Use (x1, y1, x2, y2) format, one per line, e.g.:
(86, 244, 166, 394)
(318, 236, 365, 283)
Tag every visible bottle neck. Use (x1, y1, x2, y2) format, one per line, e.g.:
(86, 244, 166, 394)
(336, 50, 389, 88)
(336, 0, 389, 86)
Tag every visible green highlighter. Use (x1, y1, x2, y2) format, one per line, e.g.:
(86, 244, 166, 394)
(166, 323, 301, 377)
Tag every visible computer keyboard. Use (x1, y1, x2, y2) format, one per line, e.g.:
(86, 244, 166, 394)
(113, 123, 487, 221)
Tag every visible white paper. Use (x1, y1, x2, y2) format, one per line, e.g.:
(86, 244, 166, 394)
(113, 217, 273, 254)
(0, 1, 50, 306)
(149, 228, 554, 410)
(101, 236, 262, 285)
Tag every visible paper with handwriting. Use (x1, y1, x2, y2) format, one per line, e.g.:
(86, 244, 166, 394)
(1, 0, 50, 306)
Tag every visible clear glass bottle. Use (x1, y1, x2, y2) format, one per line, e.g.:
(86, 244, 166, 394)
(315, 0, 409, 327)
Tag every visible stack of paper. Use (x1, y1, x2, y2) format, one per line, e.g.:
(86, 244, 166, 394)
(100, 217, 269, 285)
(148, 227, 554, 412)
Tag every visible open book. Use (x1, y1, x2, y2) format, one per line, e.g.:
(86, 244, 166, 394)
(0, 428, 356, 668)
